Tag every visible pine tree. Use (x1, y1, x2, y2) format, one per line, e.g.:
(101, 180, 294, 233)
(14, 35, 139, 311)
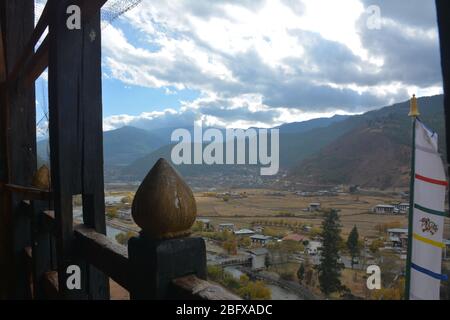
(297, 263, 305, 284)
(317, 209, 343, 296)
(346, 225, 360, 269)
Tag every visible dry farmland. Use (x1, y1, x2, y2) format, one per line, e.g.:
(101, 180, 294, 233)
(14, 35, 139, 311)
(195, 189, 450, 239)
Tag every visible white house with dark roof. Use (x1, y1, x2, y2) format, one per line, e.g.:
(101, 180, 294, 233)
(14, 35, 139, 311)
(308, 203, 321, 212)
(387, 228, 408, 248)
(372, 204, 396, 214)
(247, 248, 268, 270)
(218, 223, 235, 232)
(250, 234, 272, 246)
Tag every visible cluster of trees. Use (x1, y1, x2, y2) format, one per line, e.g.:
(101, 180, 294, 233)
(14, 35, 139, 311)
(120, 193, 134, 204)
(370, 278, 405, 300)
(346, 226, 360, 269)
(369, 238, 385, 253)
(106, 206, 118, 219)
(207, 266, 271, 300)
(115, 231, 138, 246)
(251, 219, 323, 238)
(297, 258, 315, 286)
(317, 209, 344, 296)
(223, 238, 238, 255)
(267, 239, 304, 254)
(374, 221, 402, 234)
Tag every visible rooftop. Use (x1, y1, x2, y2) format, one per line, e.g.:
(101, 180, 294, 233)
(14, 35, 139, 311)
(250, 235, 272, 240)
(247, 248, 269, 256)
(234, 229, 255, 235)
(387, 228, 408, 234)
(375, 204, 396, 208)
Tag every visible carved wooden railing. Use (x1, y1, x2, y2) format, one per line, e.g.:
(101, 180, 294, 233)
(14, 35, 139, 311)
(69, 159, 241, 299)
(18, 162, 241, 300)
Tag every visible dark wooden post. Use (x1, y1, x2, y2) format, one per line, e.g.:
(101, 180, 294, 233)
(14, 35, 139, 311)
(436, 1, 450, 198)
(48, 0, 108, 299)
(30, 165, 53, 299)
(128, 159, 207, 299)
(0, 0, 36, 299)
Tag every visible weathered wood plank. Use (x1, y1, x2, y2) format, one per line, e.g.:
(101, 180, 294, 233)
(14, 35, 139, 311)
(31, 200, 53, 299)
(23, 36, 49, 87)
(42, 271, 59, 299)
(79, 3, 109, 299)
(41, 210, 56, 234)
(0, 0, 36, 299)
(1, 182, 51, 201)
(48, 0, 109, 299)
(172, 275, 242, 300)
(7, 1, 48, 84)
(74, 225, 131, 291)
(0, 22, 6, 82)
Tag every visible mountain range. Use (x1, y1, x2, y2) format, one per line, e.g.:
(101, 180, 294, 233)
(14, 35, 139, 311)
(37, 94, 446, 189)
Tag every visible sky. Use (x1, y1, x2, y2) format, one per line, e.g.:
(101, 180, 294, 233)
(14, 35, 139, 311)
(35, 0, 443, 137)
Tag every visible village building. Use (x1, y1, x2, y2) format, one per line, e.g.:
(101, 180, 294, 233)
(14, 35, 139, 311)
(305, 240, 322, 255)
(218, 223, 235, 232)
(250, 234, 272, 246)
(308, 203, 321, 212)
(395, 203, 410, 213)
(196, 218, 211, 230)
(253, 225, 264, 233)
(372, 204, 396, 214)
(247, 248, 268, 270)
(444, 239, 450, 260)
(233, 229, 255, 237)
(387, 228, 409, 248)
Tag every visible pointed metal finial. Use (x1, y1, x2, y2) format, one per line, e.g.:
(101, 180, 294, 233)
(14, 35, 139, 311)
(131, 158, 197, 239)
(408, 94, 420, 117)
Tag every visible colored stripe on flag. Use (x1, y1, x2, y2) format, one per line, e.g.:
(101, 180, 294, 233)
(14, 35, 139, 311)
(414, 203, 448, 217)
(415, 173, 448, 186)
(413, 233, 445, 248)
(411, 263, 448, 281)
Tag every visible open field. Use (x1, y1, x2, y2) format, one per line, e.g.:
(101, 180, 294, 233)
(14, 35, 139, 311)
(104, 188, 450, 239)
(196, 189, 450, 239)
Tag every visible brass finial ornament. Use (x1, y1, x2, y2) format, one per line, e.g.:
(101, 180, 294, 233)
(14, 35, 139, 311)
(408, 94, 420, 117)
(131, 158, 197, 239)
(32, 165, 51, 190)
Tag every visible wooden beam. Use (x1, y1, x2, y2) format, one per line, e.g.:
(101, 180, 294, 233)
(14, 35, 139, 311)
(0, 22, 6, 82)
(6, 1, 49, 84)
(23, 36, 49, 87)
(74, 225, 132, 291)
(0, 182, 51, 201)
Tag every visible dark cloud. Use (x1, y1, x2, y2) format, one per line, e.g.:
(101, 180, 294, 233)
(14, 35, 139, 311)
(356, 1, 442, 87)
(197, 103, 281, 123)
(359, 0, 438, 29)
(224, 48, 408, 112)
